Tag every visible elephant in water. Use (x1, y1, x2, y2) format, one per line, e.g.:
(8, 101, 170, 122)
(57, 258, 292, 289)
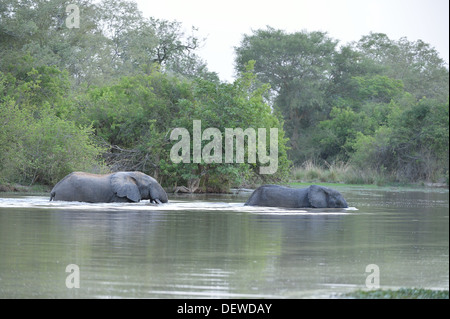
(244, 184, 348, 208)
(50, 171, 168, 204)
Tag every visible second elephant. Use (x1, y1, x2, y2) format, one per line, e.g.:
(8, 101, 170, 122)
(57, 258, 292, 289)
(244, 184, 348, 208)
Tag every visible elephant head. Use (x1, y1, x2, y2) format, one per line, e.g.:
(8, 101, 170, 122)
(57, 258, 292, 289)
(111, 172, 168, 204)
(307, 185, 348, 208)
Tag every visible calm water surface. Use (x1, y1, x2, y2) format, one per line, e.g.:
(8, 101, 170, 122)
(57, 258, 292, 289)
(0, 187, 448, 298)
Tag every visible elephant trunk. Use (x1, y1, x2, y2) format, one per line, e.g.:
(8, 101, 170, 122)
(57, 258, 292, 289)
(150, 184, 168, 204)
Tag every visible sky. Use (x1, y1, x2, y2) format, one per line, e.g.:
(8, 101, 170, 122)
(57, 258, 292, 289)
(135, 0, 449, 83)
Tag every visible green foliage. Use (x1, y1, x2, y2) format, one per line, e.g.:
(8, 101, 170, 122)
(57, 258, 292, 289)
(80, 67, 195, 173)
(235, 27, 337, 162)
(1, 1, 448, 188)
(0, 49, 290, 190)
(355, 33, 449, 101)
(82, 63, 291, 190)
(1, 105, 103, 185)
(2, 54, 74, 117)
(0, 67, 105, 185)
(317, 106, 373, 160)
(0, 0, 211, 86)
(185, 63, 291, 188)
(235, 29, 448, 183)
(349, 75, 404, 105)
(351, 98, 449, 182)
(315, 76, 407, 161)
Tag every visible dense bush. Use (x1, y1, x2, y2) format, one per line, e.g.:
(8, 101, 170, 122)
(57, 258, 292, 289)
(80, 63, 291, 191)
(351, 98, 449, 182)
(0, 69, 104, 185)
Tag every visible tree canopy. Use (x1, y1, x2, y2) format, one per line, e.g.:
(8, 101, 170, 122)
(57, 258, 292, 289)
(0, 0, 290, 190)
(0, 1, 448, 188)
(235, 28, 449, 183)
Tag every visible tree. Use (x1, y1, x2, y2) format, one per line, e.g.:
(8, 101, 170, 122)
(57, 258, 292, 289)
(0, 0, 105, 85)
(351, 98, 449, 182)
(81, 63, 291, 191)
(354, 32, 449, 101)
(0, 0, 207, 86)
(235, 27, 337, 162)
(0, 66, 104, 185)
(316, 75, 411, 163)
(326, 44, 382, 103)
(171, 66, 291, 191)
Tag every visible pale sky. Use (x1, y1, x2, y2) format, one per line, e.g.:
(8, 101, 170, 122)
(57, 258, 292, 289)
(135, 0, 449, 82)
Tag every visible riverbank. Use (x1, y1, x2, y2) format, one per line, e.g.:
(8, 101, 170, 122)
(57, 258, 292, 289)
(1, 182, 447, 199)
(291, 161, 449, 188)
(0, 161, 448, 195)
(1, 176, 448, 196)
(0, 183, 51, 194)
(341, 288, 449, 299)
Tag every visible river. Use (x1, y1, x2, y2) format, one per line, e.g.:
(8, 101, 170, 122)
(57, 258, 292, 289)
(0, 186, 448, 298)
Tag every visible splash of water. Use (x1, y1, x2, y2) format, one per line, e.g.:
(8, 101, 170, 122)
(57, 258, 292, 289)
(0, 196, 355, 215)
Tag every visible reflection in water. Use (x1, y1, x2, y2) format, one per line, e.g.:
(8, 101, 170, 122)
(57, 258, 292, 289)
(0, 188, 448, 298)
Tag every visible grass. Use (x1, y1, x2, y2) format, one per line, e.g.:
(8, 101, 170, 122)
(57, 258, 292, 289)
(291, 160, 388, 185)
(342, 288, 449, 299)
(0, 182, 51, 194)
(288, 160, 446, 188)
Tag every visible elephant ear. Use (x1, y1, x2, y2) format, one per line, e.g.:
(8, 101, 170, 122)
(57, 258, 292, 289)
(111, 172, 141, 202)
(307, 185, 328, 208)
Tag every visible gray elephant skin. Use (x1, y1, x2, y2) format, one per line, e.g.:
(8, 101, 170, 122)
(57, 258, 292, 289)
(244, 184, 348, 208)
(50, 171, 168, 204)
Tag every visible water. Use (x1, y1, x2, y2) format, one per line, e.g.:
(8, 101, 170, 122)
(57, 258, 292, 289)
(0, 187, 448, 298)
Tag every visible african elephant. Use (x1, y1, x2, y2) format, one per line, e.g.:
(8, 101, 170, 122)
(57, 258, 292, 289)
(244, 184, 348, 208)
(50, 171, 168, 204)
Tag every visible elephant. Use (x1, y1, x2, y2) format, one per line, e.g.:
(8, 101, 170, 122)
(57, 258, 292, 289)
(50, 171, 168, 204)
(244, 184, 348, 208)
